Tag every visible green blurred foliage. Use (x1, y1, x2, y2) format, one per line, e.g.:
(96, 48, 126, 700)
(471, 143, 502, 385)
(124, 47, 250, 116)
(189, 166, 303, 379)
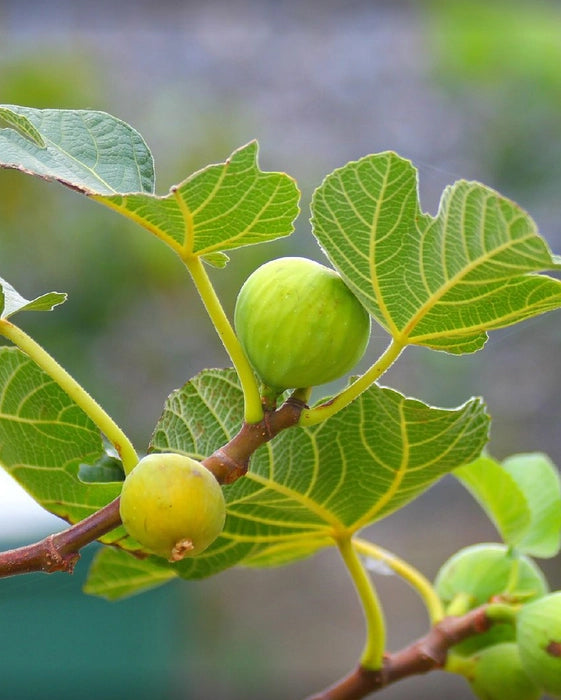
(428, 0, 561, 197)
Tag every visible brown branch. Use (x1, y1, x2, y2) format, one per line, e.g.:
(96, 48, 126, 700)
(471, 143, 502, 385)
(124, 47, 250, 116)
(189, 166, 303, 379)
(0, 394, 307, 578)
(305, 605, 492, 699)
(0, 497, 122, 578)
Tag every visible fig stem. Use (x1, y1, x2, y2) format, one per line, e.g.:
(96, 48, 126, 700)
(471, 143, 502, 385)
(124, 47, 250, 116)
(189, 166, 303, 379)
(299, 338, 405, 426)
(0, 320, 138, 473)
(485, 601, 519, 626)
(182, 255, 264, 424)
(353, 538, 445, 624)
(337, 534, 386, 670)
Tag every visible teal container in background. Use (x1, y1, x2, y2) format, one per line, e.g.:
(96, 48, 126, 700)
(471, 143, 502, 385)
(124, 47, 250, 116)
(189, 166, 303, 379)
(0, 543, 188, 700)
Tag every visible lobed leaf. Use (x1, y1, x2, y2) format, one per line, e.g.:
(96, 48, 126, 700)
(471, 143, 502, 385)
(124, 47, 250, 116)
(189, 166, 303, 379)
(0, 347, 130, 547)
(0, 276, 66, 319)
(94, 141, 300, 259)
(146, 368, 489, 583)
(311, 152, 561, 354)
(0, 105, 155, 195)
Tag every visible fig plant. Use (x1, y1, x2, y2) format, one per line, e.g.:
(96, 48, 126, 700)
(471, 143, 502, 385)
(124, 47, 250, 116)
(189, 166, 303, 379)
(1, 105, 561, 699)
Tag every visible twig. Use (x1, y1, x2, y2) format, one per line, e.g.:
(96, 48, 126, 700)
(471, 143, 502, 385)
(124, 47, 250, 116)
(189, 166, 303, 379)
(0, 498, 122, 578)
(304, 605, 491, 699)
(0, 394, 306, 578)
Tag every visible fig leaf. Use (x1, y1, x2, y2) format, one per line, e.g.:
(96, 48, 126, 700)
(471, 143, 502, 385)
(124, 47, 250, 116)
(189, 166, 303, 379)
(137, 368, 489, 588)
(311, 151, 561, 354)
(0, 276, 66, 319)
(455, 453, 561, 558)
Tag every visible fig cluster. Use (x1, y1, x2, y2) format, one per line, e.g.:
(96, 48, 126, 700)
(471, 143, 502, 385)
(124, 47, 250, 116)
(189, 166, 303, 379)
(120, 453, 226, 562)
(234, 256, 371, 393)
(435, 543, 561, 699)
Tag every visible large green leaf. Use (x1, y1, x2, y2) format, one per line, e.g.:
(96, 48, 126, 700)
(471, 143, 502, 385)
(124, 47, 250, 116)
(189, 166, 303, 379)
(144, 368, 489, 583)
(311, 152, 561, 354)
(0, 106, 300, 260)
(0, 105, 155, 195)
(455, 453, 561, 558)
(95, 141, 300, 259)
(0, 276, 66, 319)
(0, 347, 129, 546)
(501, 453, 561, 558)
(454, 455, 531, 547)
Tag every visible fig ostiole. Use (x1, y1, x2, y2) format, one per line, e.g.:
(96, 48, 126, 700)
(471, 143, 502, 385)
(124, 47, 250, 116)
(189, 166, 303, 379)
(119, 453, 226, 562)
(234, 256, 371, 393)
(517, 591, 561, 697)
(435, 543, 548, 656)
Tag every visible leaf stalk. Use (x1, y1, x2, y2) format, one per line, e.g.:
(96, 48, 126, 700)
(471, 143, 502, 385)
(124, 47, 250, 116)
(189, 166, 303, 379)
(337, 534, 386, 669)
(353, 538, 445, 624)
(299, 338, 405, 426)
(0, 320, 138, 473)
(182, 255, 264, 424)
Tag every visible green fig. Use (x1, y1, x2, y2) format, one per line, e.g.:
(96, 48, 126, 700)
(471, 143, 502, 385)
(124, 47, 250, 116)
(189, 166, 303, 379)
(234, 257, 371, 392)
(435, 543, 548, 655)
(458, 642, 542, 700)
(120, 453, 226, 562)
(517, 591, 561, 697)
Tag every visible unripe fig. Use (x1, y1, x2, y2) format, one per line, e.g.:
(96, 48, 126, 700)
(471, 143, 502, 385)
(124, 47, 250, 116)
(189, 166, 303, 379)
(120, 453, 226, 562)
(435, 543, 548, 655)
(465, 642, 541, 700)
(234, 257, 371, 392)
(517, 591, 561, 697)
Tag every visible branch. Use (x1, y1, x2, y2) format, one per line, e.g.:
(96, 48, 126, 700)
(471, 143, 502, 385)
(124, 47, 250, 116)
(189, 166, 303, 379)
(0, 497, 121, 578)
(0, 394, 306, 578)
(305, 605, 492, 699)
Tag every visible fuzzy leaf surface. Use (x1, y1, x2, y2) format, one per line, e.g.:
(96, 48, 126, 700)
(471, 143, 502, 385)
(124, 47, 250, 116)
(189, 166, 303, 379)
(0, 277, 66, 319)
(311, 152, 561, 353)
(0, 347, 130, 546)
(95, 141, 300, 258)
(143, 368, 490, 585)
(0, 105, 154, 195)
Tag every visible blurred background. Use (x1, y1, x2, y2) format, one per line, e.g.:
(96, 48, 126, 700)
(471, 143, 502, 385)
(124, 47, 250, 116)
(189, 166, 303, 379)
(1, 0, 560, 698)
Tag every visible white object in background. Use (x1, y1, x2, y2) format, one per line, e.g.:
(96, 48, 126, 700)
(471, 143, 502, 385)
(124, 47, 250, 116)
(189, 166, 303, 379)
(0, 468, 65, 541)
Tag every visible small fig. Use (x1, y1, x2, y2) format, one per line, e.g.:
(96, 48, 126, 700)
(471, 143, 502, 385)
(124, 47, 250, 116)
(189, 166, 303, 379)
(463, 642, 541, 700)
(435, 543, 548, 655)
(517, 591, 561, 697)
(120, 453, 226, 562)
(234, 257, 371, 392)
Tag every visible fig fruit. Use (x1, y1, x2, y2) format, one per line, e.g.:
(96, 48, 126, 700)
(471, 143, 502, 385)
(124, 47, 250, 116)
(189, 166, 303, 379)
(465, 642, 541, 700)
(234, 257, 370, 392)
(435, 543, 548, 655)
(120, 453, 226, 562)
(517, 591, 561, 697)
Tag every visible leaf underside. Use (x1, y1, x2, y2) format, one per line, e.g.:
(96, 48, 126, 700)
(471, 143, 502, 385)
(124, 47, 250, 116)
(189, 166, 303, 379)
(0, 276, 66, 319)
(0, 347, 131, 548)
(0, 106, 300, 261)
(311, 152, 561, 353)
(84, 368, 489, 598)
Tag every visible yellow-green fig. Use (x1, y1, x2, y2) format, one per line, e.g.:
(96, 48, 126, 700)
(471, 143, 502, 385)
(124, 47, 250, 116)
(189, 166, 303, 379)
(435, 543, 548, 655)
(462, 643, 541, 700)
(234, 257, 371, 392)
(120, 453, 226, 562)
(517, 591, 561, 697)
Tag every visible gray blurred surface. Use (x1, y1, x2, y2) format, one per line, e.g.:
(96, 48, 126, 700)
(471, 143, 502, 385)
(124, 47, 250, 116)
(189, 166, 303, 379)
(1, 1, 560, 698)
